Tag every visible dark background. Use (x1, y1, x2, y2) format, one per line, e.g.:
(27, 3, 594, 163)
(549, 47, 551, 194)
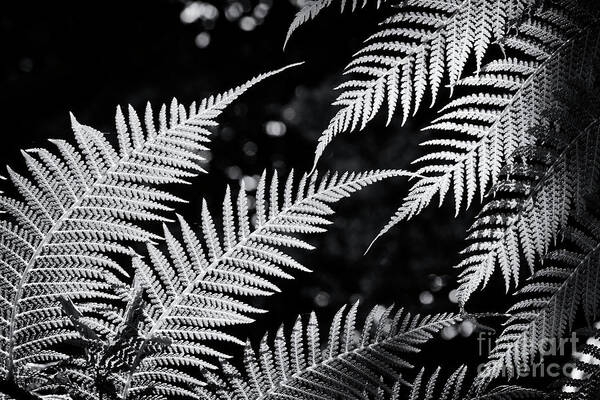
(0, 0, 500, 373)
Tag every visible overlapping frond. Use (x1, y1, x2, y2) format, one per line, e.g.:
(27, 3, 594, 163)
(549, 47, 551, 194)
(562, 326, 600, 400)
(284, 0, 389, 49)
(122, 169, 412, 400)
(206, 303, 461, 400)
(312, 0, 541, 167)
(457, 87, 600, 304)
(408, 367, 545, 400)
(376, 4, 600, 240)
(474, 209, 600, 389)
(28, 283, 169, 400)
(0, 65, 297, 381)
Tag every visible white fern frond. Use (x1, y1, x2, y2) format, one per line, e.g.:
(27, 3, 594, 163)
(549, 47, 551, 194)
(375, 6, 599, 241)
(0, 65, 298, 381)
(206, 303, 461, 400)
(474, 210, 600, 390)
(457, 92, 600, 304)
(284, 0, 389, 49)
(312, 0, 542, 168)
(120, 169, 413, 400)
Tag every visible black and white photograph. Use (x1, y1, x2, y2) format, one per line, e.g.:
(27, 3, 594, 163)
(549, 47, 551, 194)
(1, 1, 599, 399)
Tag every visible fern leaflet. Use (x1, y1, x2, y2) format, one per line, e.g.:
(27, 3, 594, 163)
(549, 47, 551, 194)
(474, 207, 600, 389)
(206, 303, 461, 400)
(408, 367, 545, 400)
(312, 0, 541, 168)
(457, 86, 600, 304)
(284, 0, 389, 49)
(375, 4, 600, 242)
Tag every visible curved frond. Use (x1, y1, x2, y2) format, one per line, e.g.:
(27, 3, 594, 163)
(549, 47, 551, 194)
(0, 65, 298, 380)
(284, 0, 389, 49)
(474, 209, 600, 389)
(312, 0, 541, 167)
(206, 303, 461, 400)
(121, 169, 412, 399)
(457, 86, 600, 303)
(376, 5, 599, 240)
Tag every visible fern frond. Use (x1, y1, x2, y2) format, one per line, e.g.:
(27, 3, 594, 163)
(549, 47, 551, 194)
(27, 283, 167, 400)
(457, 87, 600, 304)
(206, 303, 461, 400)
(284, 0, 389, 49)
(121, 169, 413, 400)
(408, 367, 545, 400)
(312, 0, 542, 168)
(562, 326, 600, 400)
(374, 6, 600, 241)
(474, 210, 600, 389)
(0, 65, 298, 381)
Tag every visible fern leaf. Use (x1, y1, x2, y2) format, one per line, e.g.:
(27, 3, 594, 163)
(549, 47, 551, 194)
(407, 367, 545, 400)
(120, 169, 413, 400)
(375, 5, 600, 241)
(312, 0, 542, 168)
(0, 65, 298, 382)
(206, 303, 461, 400)
(457, 88, 600, 303)
(562, 326, 600, 400)
(474, 210, 600, 390)
(284, 0, 389, 49)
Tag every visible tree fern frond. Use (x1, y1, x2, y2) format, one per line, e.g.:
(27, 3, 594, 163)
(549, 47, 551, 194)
(0, 64, 299, 382)
(375, 5, 600, 241)
(312, 0, 542, 168)
(121, 169, 413, 400)
(562, 326, 600, 400)
(284, 0, 389, 49)
(474, 209, 600, 390)
(457, 86, 600, 304)
(408, 367, 545, 400)
(206, 303, 461, 400)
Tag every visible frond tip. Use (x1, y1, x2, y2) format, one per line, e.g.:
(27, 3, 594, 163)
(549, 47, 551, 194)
(0, 64, 299, 382)
(284, 0, 389, 49)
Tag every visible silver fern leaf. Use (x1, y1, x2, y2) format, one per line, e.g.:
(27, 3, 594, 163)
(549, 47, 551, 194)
(0, 64, 298, 383)
(457, 85, 600, 304)
(205, 302, 461, 400)
(284, 0, 389, 49)
(474, 207, 600, 390)
(312, 0, 542, 169)
(374, 3, 600, 242)
(120, 169, 413, 400)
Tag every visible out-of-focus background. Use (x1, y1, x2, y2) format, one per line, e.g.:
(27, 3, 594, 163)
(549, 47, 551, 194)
(1, 0, 489, 368)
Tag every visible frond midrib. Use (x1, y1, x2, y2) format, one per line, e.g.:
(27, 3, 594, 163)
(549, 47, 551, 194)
(258, 314, 460, 400)
(121, 170, 402, 398)
(482, 237, 600, 381)
(403, 22, 597, 220)
(3, 103, 219, 377)
(314, 0, 470, 160)
(460, 113, 600, 300)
